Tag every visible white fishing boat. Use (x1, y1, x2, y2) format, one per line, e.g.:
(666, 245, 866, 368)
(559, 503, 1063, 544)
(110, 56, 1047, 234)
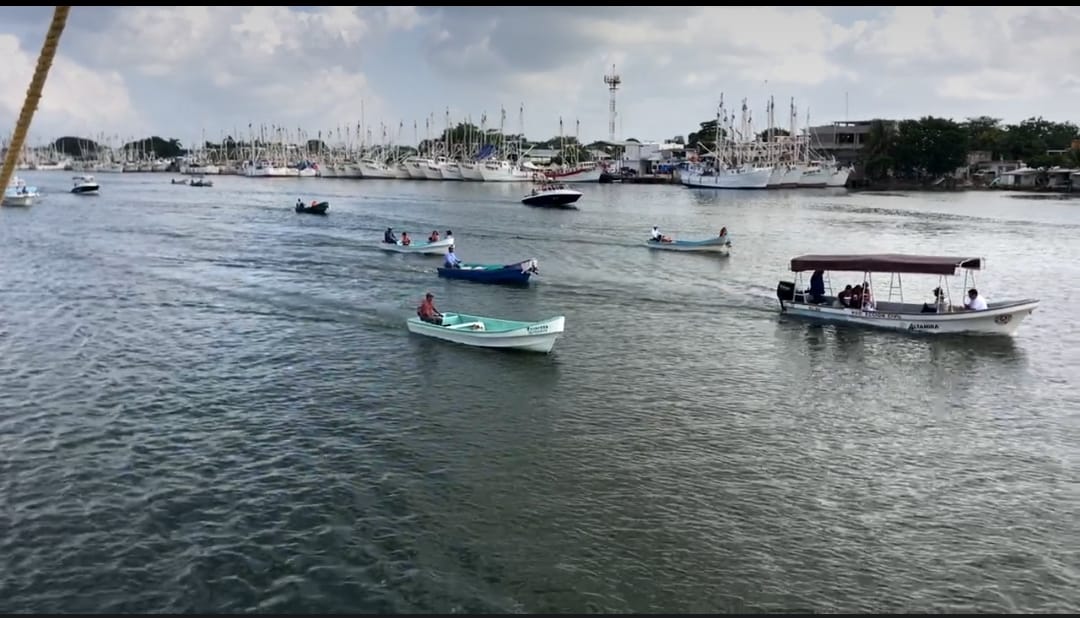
(379, 236, 455, 255)
(2, 176, 39, 207)
(407, 312, 565, 353)
(71, 174, 100, 194)
(776, 253, 1039, 335)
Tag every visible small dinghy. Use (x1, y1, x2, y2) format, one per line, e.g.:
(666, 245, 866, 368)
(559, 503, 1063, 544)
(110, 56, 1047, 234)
(437, 258, 538, 285)
(645, 235, 731, 254)
(295, 200, 329, 215)
(407, 312, 565, 353)
(380, 236, 454, 255)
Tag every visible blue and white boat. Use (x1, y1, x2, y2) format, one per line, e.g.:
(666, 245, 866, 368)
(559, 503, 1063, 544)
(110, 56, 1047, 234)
(407, 312, 565, 353)
(437, 258, 538, 285)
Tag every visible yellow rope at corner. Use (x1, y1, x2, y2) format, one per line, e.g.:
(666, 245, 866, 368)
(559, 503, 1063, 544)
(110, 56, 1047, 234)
(0, 6, 72, 193)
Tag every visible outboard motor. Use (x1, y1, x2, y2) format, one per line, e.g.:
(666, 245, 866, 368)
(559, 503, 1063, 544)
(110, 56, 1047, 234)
(776, 280, 796, 308)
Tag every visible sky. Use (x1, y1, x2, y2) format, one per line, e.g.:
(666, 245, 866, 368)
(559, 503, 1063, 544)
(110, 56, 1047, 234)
(1, 5, 1079, 148)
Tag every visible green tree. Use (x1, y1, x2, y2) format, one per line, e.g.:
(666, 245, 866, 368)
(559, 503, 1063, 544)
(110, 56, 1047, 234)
(686, 119, 726, 152)
(859, 119, 897, 182)
(891, 116, 969, 179)
(756, 128, 791, 141)
(963, 116, 1005, 157)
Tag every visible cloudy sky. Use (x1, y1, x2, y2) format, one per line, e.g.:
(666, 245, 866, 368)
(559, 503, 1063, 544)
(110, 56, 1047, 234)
(1, 6, 1078, 147)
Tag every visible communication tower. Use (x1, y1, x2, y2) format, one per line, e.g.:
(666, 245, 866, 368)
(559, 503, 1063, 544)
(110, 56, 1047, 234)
(603, 64, 621, 143)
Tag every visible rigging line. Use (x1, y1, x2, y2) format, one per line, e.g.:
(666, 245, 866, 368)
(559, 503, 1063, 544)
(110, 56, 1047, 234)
(0, 6, 72, 198)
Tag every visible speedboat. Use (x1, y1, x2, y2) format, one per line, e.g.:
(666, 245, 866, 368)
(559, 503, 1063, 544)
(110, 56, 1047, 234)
(521, 182, 582, 208)
(776, 253, 1039, 335)
(407, 312, 565, 353)
(2, 176, 39, 207)
(71, 175, 100, 195)
(437, 258, 538, 285)
(189, 175, 213, 187)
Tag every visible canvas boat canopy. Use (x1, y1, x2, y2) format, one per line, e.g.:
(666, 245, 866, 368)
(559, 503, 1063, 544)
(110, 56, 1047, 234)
(790, 254, 984, 275)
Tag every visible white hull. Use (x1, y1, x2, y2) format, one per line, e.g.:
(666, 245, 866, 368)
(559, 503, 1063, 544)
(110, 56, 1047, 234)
(767, 166, 786, 187)
(644, 240, 730, 254)
(404, 161, 427, 179)
(379, 237, 455, 255)
(187, 164, 220, 175)
(2, 194, 35, 207)
(681, 167, 772, 189)
(826, 166, 851, 188)
(780, 165, 804, 187)
(407, 315, 565, 353)
(780, 299, 1039, 335)
(544, 166, 603, 183)
(796, 168, 828, 188)
(459, 163, 485, 181)
(440, 163, 464, 181)
(361, 162, 397, 179)
(479, 161, 533, 182)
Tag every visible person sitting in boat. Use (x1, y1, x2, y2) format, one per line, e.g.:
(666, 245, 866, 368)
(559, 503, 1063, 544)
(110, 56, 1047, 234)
(849, 284, 863, 308)
(417, 292, 443, 325)
(861, 282, 876, 310)
(921, 287, 946, 313)
(807, 270, 826, 303)
(400, 231, 411, 246)
(718, 226, 727, 238)
(649, 226, 672, 243)
(444, 245, 462, 269)
(296, 198, 303, 209)
(383, 227, 397, 243)
(445, 230, 454, 244)
(963, 288, 988, 311)
(428, 230, 440, 242)
(837, 284, 853, 307)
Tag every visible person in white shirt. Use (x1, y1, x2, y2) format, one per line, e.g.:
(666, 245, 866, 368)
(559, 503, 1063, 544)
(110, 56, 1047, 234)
(444, 245, 462, 269)
(963, 288, 988, 311)
(650, 226, 662, 241)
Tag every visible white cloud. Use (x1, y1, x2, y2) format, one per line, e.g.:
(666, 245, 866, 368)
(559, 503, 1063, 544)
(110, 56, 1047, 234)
(0, 33, 139, 136)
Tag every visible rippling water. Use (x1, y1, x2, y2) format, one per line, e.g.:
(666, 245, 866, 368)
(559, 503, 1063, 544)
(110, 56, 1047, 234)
(1, 173, 1078, 613)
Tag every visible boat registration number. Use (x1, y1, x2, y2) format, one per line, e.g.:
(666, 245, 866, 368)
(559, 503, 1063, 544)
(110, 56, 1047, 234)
(528, 324, 549, 334)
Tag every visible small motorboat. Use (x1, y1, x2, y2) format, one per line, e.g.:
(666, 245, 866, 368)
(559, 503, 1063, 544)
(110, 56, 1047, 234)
(437, 258, 538, 285)
(521, 182, 582, 208)
(71, 174, 100, 195)
(190, 175, 213, 187)
(380, 236, 455, 255)
(407, 312, 565, 353)
(645, 235, 731, 255)
(170, 178, 188, 185)
(295, 200, 329, 215)
(2, 176, 39, 207)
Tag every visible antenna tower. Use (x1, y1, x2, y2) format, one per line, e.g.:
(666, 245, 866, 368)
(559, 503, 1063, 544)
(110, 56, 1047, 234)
(603, 64, 621, 143)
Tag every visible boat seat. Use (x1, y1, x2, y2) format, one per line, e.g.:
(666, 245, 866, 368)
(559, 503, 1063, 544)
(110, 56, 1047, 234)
(448, 321, 485, 331)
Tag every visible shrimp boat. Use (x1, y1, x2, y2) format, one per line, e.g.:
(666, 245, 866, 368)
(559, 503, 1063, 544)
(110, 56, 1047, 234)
(407, 313, 565, 353)
(775, 253, 1039, 335)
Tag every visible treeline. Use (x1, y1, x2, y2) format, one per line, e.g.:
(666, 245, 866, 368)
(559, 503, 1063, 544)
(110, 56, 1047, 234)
(51, 136, 188, 158)
(861, 116, 1080, 181)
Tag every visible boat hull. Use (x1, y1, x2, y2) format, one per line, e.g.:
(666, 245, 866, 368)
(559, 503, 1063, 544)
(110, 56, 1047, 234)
(296, 201, 329, 215)
(380, 237, 455, 255)
(71, 184, 99, 194)
(645, 237, 731, 254)
(777, 296, 1039, 336)
(1, 194, 34, 207)
(407, 313, 565, 353)
(437, 259, 536, 285)
(522, 190, 582, 207)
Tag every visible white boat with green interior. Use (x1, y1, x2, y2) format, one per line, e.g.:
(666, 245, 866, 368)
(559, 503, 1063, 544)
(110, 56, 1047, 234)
(407, 312, 565, 353)
(776, 253, 1039, 335)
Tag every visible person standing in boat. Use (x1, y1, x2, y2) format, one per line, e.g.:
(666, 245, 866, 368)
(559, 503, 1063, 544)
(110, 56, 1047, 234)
(417, 292, 443, 325)
(444, 245, 462, 269)
(808, 270, 826, 303)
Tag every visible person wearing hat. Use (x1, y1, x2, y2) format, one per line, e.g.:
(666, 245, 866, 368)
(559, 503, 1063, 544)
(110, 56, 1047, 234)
(417, 292, 443, 325)
(383, 227, 397, 244)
